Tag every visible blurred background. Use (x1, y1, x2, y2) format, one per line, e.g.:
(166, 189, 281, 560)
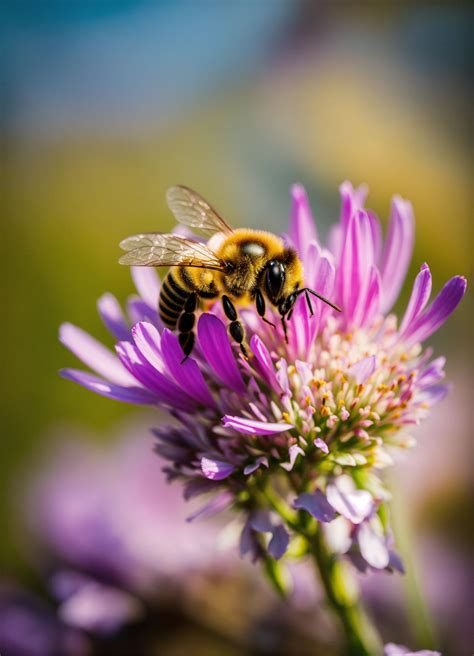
(1, 1, 472, 654)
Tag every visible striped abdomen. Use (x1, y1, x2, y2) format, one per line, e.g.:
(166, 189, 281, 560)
(159, 269, 193, 328)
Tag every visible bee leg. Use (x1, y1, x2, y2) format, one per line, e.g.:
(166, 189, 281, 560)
(179, 332, 195, 364)
(304, 290, 314, 316)
(280, 316, 289, 344)
(222, 295, 248, 358)
(255, 289, 276, 328)
(178, 293, 197, 363)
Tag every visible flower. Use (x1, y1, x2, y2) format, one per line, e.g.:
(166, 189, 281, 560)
(26, 425, 236, 635)
(0, 584, 88, 656)
(60, 181, 466, 571)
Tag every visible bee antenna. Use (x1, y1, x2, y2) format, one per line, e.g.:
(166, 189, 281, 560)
(298, 288, 342, 313)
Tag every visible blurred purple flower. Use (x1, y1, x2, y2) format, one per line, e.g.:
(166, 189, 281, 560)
(27, 428, 234, 635)
(0, 585, 88, 656)
(60, 181, 466, 565)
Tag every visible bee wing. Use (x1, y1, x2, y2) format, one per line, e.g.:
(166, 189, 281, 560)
(166, 185, 234, 237)
(119, 233, 227, 270)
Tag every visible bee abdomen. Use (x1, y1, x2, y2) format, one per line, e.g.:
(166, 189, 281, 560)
(159, 270, 192, 328)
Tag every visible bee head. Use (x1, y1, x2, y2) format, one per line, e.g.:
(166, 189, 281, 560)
(264, 260, 285, 304)
(264, 248, 303, 305)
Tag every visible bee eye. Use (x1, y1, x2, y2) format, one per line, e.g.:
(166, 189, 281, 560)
(265, 260, 285, 302)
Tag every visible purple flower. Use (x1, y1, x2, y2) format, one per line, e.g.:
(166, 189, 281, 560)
(60, 181, 466, 565)
(0, 585, 88, 656)
(27, 427, 235, 634)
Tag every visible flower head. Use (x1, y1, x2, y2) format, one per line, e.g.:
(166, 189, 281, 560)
(60, 181, 466, 571)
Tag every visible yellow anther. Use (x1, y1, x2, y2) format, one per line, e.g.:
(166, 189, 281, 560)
(320, 405, 331, 417)
(282, 412, 291, 423)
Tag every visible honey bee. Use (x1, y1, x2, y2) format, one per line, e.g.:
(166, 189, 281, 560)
(119, 186, 341, 358)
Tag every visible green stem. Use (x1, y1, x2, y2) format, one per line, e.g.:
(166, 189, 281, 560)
(259, 482, 383, 654)
(310, 525, 384, 656)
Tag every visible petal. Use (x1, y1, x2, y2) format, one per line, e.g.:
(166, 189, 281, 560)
(417, 356, 446, 388)
(126, 296, 160, 327)
(418, 383, 451, 406)
(358, 266, 381, 329)
(222, 415, 293, 435)
(59, 369, 156, 405)
(240, 520, 261, 561)
(201, 457, 235, 481)
(183, 478, 217, 500)
(367, 210, 383, 265)
(243, 456, 269, 476)
(186, 491, 233, 521)
(357, 519, 390, 569)
(339, 180, 368, 233)
(380, 196, 414, 313)
(250, 510, 273, 533)
(336, 210, 376, 327)
(58, 579, 143, 634)
(326, 476, 373, 524)
(97, 293, 130, 341)
(116, 341, 196, 411)
(198, 313, 246, 394)
(314, 438, 329, 454)
(250, 335, 281, 393)
(289, 184, 318, 260)
(132, 321, 164, 373)
(160, 330, 216, 407)
(268, 524, 290, 560)
(399, 263, 432, 335)
(403, 276, 467, 346)
(294, 491, 337, 522)
(59, 323, 136, 386)
(131, 266, 160, 309)
(280, 444, 305, 471)
(348, 355, 376, 385)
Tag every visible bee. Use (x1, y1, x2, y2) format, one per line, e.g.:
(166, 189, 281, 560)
(119, 185, 341, 359)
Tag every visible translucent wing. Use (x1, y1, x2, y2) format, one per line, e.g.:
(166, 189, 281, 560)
(166, 185, 234, 237)
(119, 233, 226, 270)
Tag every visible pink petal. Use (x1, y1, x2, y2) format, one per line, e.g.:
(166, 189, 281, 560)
(403, 275, 466, 346)
(97, 293, 130, 341)
(222, 415, 294, 435)
(116, 341, 196, 411)
(131, 266, 160, 309)
(60, 369, 156, 405)
(348, 355, 376, 385)
(289, 184, 318, 261)
(357, 519, 390, 569)
(249, 335, 281, 393)
(160, 330, 215, 408)
(280, 444, 305, 471)
(59, 323, 135, 386)
(399, 263, 432, 335)
(380, 196, 414, 313)
(132, 322, 164, 373)
(198, 314, 246, 394)
(201, 457, 235, 481)
(326, 476, 373, 525)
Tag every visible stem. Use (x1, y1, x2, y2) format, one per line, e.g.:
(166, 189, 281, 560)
(260, 483, 383, 655)
(310, 525, 383, 656)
